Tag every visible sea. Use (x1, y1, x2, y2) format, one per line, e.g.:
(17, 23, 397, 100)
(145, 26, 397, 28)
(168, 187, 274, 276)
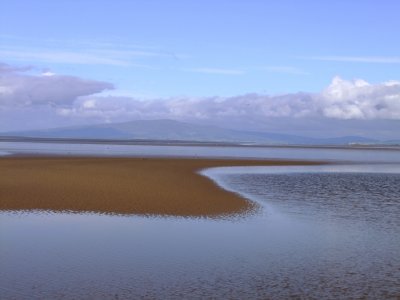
(1, 142, 399, 299)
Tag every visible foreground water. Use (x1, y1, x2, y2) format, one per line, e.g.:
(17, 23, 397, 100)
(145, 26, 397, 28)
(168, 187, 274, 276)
(1, 144, 400, 298)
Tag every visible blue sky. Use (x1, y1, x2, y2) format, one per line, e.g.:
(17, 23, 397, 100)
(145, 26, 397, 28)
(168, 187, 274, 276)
(0, 0, 399, 138)
(1, 0, 399, 97)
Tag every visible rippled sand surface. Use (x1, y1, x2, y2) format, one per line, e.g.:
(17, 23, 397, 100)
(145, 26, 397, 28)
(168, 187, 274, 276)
(0, 156, 318, 217)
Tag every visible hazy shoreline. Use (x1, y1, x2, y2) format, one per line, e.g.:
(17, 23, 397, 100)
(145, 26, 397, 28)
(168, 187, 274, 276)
(1, 136, 399, 151)
(0, 156, 322, 217)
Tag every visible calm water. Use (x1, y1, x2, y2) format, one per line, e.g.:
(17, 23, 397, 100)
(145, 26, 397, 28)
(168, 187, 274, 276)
(1, 143, 400, 299)
(1, 141, 400, 162)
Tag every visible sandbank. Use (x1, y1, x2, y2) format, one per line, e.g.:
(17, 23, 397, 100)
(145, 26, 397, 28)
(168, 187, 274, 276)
(0, 156, 322, 217)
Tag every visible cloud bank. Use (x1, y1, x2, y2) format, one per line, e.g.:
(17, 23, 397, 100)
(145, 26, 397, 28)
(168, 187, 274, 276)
(58, 76, 400, 121)
(1, 62, 399, 137)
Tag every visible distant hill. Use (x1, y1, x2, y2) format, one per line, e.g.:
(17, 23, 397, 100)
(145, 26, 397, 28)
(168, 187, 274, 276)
(1, 119, 382, 145)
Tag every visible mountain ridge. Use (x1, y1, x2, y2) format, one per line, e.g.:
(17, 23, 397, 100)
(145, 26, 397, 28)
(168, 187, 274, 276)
(0, 119, 385, 145)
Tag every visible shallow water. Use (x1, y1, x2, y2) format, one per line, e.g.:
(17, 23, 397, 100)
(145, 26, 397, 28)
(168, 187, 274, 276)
(204, 165, 400, 229)
(1, 141, 400, 162)
(1, 163, 400, 299)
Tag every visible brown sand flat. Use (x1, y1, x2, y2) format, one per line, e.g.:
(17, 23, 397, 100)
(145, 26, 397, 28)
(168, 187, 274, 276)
(0, 157, 321, 217)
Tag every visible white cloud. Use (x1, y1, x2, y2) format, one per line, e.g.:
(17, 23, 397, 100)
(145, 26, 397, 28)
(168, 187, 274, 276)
(0, 36, 184, 67)
(320, 76, 400, 119)
(0, 49, 131, 66)
(262, 66, 309, 75)
(304, 56, 400, 64)
(1, 62, 399, 137)
(41, 71, 56, 77)
(56, 76, 400, 123)
(185, 68, 244, 75)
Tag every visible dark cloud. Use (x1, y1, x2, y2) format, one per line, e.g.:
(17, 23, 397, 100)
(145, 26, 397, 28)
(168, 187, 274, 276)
(0, 62, 33, 73)
(0, 63, 114, 107)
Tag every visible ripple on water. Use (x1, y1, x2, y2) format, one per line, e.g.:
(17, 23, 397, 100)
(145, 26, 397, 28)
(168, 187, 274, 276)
(1, 165, 400, 299)
(224, 172, 400, 230)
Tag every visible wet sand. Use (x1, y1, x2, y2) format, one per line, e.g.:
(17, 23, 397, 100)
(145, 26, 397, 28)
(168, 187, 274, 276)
(0, 156, 320, 217)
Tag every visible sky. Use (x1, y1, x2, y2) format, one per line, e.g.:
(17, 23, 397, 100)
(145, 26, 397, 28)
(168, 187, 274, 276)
(0, 0, 399, 139)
